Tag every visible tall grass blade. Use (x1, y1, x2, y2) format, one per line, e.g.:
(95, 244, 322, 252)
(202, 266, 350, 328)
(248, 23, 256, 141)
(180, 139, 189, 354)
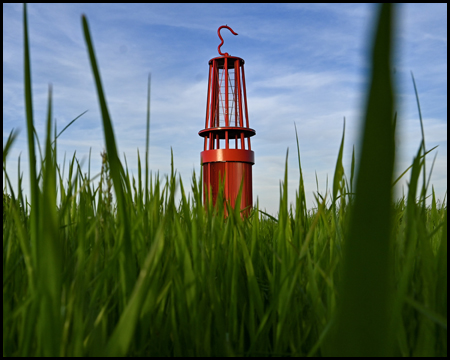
(145, 73, 151, 204)
(23, 3, 39, 267)
(411, 72, 427, 208)
(82, 14, 135, 297)
(326, 4, 396, 356)
(19, 7, 41, 355)
(37, 84, 63, 356)
(350, 145, 355, 194)
(294, 122, 307, 235)
(332, 118, 345, 204)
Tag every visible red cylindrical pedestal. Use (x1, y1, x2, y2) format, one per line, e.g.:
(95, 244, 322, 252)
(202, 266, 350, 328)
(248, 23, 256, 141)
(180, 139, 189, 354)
(201, 150, 254, 216)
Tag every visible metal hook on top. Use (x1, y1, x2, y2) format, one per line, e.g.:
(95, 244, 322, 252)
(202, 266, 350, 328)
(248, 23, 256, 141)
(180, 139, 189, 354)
(217, 25, 238, 56)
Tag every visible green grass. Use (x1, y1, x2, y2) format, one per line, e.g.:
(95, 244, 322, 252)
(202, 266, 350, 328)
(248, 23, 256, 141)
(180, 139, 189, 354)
(3, 3, 447, 356)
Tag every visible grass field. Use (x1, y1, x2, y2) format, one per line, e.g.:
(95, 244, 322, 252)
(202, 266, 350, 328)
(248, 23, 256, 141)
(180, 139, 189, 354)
(3, 4, 447, 356)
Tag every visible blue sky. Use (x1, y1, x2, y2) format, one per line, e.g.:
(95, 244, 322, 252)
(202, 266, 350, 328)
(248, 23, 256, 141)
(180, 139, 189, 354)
(3, 3, 447, 215)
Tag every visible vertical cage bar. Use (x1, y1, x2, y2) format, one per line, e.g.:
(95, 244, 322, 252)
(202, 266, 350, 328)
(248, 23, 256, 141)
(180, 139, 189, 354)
(205, 63, 212, 129)
(224, 57, 229, 127)
(234, 59, 238, 127)
(224, 57, 229, 148)
(204, 63, 212, 150)
(235, 60, 239, 147)
(241, 64, 250, 128)
(210, 61, 219, 149)
(216, 67, 220, 128)
(241, 64, 251, 150)
(209, 61, 216, 128)
(236, 60, 245, 149)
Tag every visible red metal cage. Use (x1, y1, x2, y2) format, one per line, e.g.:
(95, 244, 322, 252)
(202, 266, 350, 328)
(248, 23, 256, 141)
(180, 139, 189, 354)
(199, 26, 255, 216)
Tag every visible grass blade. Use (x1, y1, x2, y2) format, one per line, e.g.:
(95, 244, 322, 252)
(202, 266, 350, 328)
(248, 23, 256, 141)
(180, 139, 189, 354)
(411, 72, 426, 200)
(53, 109, 88, 143)
(105, 225, 165, 356)
(23, 3, 39, 268)
(326, 4, 396, 356)
(3, 129, 20, 165)
(37, 84, 63, 356)
(145, 73, 151, 204)
(332, 118, 345, 204)
(82, 14, 136, 298)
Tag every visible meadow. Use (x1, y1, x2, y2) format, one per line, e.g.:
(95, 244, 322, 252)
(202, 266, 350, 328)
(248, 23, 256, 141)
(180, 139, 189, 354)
(3, 4, 447, 356)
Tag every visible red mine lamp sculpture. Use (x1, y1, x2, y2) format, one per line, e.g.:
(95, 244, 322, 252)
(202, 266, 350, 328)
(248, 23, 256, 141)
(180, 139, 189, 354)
(199, 25, 256, 216)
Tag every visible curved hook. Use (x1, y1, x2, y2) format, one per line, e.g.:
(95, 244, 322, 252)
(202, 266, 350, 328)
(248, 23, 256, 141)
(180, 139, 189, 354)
(218, 25, 238, 56)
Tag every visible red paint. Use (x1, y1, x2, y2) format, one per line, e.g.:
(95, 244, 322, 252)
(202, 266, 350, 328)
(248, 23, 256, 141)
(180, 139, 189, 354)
(199, 26, 256, 217)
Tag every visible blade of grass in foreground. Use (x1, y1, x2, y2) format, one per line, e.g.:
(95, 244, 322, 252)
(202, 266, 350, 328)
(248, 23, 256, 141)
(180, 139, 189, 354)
(145, 73, 151, 203)
(325, 3, 396, 356)
(82, 14, 136, 300)
(37, 84, 63, 356)
(23, 3, 39, 267)
(20, 5, 40, 356)
(105, 224, 166, 356)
